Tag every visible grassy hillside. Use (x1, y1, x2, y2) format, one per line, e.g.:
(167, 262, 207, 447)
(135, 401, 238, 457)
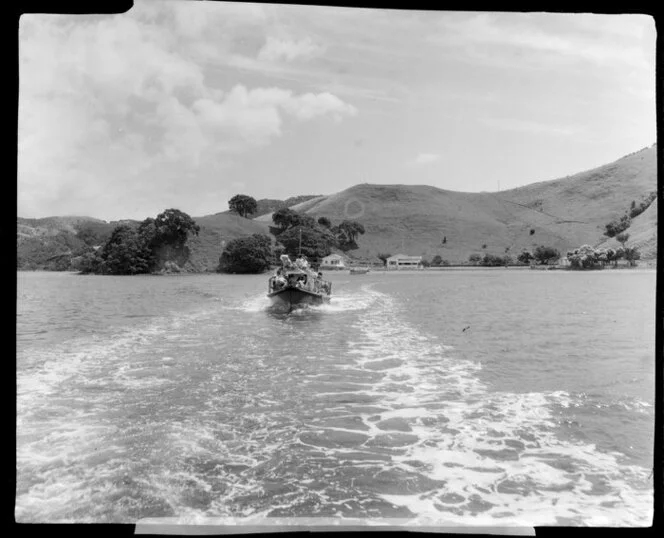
(251, 195, 322, 218)
(596, 201, 657, 259)
(184, 213, 272, 272)
(17, 217, 111, 270)
(17, 144, 657, 270)
(260, 144, 657, 262)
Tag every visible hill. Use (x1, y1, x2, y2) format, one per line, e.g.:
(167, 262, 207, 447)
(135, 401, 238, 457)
(17, 144, 657, 270)
(256, 144, 657, 262)
(251, 195, 322, 219)
(184, 213, 271, 272)
(17, 217, 116, 270)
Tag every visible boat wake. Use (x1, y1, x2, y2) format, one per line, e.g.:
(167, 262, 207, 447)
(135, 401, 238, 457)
(318, 286, 653, 526)
(16, 283, 653, 525)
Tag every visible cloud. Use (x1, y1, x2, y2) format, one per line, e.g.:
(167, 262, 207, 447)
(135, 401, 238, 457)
(481, 117, 577, 137)
(17, 3, 357, 219)
(282, 91, 358, 121)
(258, 36, 324, 62)
(413, 153, 440, 165)
(428, 12, 652, 69)
(191, 85, 357, 146)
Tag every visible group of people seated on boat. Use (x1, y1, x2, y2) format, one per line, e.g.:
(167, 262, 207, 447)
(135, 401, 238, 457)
(269, 255, 331, 295)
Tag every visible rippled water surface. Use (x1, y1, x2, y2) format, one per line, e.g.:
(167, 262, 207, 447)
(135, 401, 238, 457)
(16, 269, 655, 525)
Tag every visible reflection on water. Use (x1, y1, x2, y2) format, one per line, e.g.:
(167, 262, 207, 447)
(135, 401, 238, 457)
(16, 270, 655, 525)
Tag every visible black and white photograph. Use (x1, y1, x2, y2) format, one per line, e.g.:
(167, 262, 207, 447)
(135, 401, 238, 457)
(16, 0, 656, 529)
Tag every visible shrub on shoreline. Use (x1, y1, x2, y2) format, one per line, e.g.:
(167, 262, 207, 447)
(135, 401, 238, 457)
(218, 233, 272, 274)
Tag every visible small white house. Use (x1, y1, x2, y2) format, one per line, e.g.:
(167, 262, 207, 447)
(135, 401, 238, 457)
(386, 254, 423, 270)
(320, 253, 346, 270)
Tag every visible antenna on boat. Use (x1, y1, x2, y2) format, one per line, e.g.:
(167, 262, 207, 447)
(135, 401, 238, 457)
(299, 227, 302, 256)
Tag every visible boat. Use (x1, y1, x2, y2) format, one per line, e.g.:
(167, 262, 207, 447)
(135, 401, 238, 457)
(349, 267, 370, 275)
(267, 255, 332, 311)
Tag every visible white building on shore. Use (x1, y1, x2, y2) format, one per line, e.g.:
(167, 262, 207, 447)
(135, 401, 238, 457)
(386, 254, 423, 270)
(319, 253, 347, 270)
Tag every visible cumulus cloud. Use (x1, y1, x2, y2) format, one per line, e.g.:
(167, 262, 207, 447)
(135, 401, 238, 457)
(282, 91, 358, 121)
(191, 85, 357, 146)
(258, 36, 324, 62)
(413, 153, 440, 165)
(17, 2, 356, 219)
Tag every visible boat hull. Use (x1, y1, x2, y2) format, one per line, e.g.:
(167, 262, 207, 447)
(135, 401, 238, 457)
(267, 286, 330, 309)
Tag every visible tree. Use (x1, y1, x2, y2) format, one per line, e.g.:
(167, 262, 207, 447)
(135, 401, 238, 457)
(604, 214, 631, 238)
(218, 233, 272, 273)
(616, 232, 630, 248)
(271, 208, 315, 234)
(624, 246, 641, 266)
(481, 254, 506, 267)
(567, 245, 602, 269)
(442, 236, 447, 244)
(377, 253, 392, 266)
(335, 220, 365, 251)
(629, 191, 657, 219)
(420, 257, 431, 268)
(482, 244, 487, 249)
(469, 253, 482, 265)
(148, 209, 200, 270)
(153, 209, 200, 247)
(98, 225, 153, 275)
(517, 251, 534, 265)
(272, 207, 298, 233)
(533, 245, 561, 265)
(530, 229, 535, 235)
(277, 225, 336, 263)
(228, 194, 258, 218)
(431, 254, 443, 266)
(596, 248, 609, 266)
(317, 216, 331, 228)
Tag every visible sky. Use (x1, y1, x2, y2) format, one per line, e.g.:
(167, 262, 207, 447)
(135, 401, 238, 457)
(18, 1, 657, 221)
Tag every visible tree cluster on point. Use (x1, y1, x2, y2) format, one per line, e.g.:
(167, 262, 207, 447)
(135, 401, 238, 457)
(71, 209, 200, 275)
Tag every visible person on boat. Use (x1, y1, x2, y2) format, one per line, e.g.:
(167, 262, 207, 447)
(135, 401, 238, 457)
(295, 256, 309, 270)
(273, 268, 287, 290)
(280, 254, 294, 269)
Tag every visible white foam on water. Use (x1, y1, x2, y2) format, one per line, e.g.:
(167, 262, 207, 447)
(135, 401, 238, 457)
(16, 304, 236, 522)
(236, 294, 274, 312)
(316, 286, 653, 526)
(17, 281, 654, 525)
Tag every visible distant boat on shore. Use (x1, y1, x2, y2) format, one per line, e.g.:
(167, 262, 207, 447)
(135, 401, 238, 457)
(349, 267, 370, 275)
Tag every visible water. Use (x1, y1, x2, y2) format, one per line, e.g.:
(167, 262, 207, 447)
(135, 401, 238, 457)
(16, 269, 655, 525)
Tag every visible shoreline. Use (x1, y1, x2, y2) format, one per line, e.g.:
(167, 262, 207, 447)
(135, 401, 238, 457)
(17, 261, 657, 275)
